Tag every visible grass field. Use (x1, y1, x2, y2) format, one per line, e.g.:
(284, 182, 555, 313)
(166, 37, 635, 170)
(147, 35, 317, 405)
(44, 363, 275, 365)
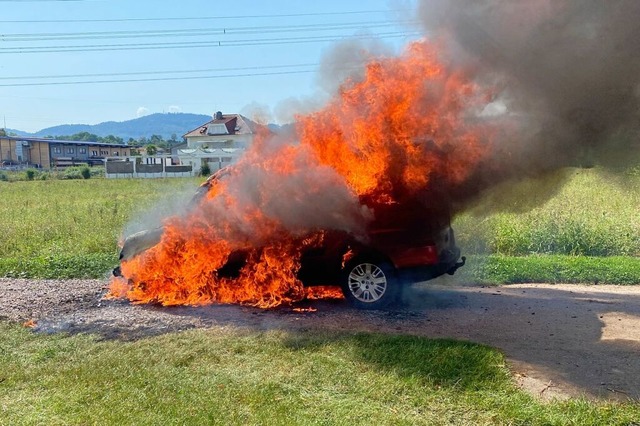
(1, 169, 639, 424)
(1, 322, 638, 425)
(0, 166, 638, 281)
(0, 178, 201, 277)
(454, 167, 640, 257)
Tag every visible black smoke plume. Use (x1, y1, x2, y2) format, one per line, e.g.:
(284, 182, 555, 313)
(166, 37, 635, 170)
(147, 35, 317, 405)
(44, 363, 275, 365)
(418, 0, 640, 210)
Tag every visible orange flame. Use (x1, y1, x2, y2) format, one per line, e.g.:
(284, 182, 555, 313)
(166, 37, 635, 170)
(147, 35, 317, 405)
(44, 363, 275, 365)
(304, 286, 344, 300)
(109, 40, 494, 308)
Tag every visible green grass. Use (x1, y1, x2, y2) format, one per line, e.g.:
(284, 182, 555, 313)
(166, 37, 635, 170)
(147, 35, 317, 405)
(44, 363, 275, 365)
(455, 167, 640, 256)
(0, 178, 201, 277)
(0, 322, 638, 425)
(456, 255, 640, 285)
(1, 167, 639, 282)
(0, 253, 116, 279)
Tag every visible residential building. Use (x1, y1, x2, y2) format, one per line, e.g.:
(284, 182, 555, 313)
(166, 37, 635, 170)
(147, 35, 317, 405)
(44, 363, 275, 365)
(104, 112, 265, 179)
(180, 111, 258, 171)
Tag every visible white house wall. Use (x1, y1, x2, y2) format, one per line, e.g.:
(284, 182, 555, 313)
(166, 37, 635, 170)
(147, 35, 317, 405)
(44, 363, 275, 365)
(186, 133, 253, 149)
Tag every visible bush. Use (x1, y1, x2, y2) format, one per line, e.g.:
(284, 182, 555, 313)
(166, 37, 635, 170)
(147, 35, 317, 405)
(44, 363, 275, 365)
(25, 169, 37, 180)
(80, 166, 91, 179)
(90, 167, 105, 178)
(0, 171, 7, 182)
(200, 162, 211, 177)
(62, 167, 83, 180)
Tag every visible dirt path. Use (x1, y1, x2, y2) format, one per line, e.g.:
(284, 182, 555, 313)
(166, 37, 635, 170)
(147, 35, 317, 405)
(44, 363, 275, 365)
(1, 278, 639, 401)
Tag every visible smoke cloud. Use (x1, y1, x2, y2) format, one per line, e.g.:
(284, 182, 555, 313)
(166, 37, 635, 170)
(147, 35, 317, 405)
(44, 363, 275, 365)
(195, 136, 372, 245)
(418, 0, 640, 179)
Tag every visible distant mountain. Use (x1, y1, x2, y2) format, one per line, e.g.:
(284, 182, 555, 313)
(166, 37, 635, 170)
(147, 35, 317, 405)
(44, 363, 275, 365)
(6, 128, 33, 137)
(29, 113, 213, 140)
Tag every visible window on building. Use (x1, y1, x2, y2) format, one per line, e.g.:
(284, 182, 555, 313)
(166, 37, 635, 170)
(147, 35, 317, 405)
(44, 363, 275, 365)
(67, 147, 75, 154)
(53, 147, 61, 154)
(100, 150, 108, 155)
(79, 148, 87, 154)
(113, 152, 119, 156)
(91, 150, 98, 156)
(206, 124, 229, 135)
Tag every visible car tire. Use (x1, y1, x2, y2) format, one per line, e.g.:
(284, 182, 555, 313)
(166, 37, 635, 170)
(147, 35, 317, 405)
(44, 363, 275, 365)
(341, 260, 399, 310)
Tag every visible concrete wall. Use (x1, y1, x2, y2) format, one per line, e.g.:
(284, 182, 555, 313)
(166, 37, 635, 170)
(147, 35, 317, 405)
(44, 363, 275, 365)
(105, 158, 194, 179)
(105, 161, 134, 174)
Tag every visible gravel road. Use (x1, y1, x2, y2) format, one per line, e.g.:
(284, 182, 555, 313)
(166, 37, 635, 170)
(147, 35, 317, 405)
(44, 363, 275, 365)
(1, 277, 639, 401)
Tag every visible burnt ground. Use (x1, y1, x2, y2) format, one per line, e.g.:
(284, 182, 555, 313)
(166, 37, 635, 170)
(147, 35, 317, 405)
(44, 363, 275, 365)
(1, 277, 640, 402)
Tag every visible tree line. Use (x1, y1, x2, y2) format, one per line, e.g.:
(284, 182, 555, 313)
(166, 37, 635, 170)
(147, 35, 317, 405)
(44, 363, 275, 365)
(47, 132, 183, 148)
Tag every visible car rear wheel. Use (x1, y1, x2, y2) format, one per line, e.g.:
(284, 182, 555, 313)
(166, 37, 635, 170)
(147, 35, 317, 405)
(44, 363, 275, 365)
(341, 260, 399, 310)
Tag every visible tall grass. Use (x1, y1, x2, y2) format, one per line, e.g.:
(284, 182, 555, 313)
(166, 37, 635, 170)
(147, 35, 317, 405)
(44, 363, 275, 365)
(0, 167, 638, 280)
(455, 167, 640, 256)
(0, 178, 200, 261)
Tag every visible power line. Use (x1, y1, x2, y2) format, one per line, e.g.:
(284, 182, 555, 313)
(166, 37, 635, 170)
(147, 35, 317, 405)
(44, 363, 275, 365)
(0, 31, 420, 54)
(0, 10, 402, 24)
(0, 69, 330, 87)
(0, 63, 321, 80)
(2, 21, 416, 41)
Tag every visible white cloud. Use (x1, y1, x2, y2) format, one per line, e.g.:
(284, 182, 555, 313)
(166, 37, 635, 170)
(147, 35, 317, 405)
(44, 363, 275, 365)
(136, 107, 150, 118)
(168, 105, 181, 113)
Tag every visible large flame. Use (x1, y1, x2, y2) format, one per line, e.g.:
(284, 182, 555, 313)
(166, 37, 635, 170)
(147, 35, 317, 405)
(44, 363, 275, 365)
(110, 40, 494, 308)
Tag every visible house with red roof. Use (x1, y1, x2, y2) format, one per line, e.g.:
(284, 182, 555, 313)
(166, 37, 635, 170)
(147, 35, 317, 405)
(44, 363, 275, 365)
(178, 111, 259, 171)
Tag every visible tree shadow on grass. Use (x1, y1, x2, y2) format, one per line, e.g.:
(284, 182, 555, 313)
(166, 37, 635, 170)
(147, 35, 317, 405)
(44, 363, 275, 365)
(280, 331, 508, 393)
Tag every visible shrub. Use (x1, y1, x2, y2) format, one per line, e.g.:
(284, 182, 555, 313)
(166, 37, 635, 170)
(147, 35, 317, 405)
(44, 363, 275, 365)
(89, 167, 105, 178)
(80, 166, 91, 179)
(25, 169, 37, 181)
(62, 167, 83, 180)
(0, 171, 7, 181)
(200, 162, 211, 177)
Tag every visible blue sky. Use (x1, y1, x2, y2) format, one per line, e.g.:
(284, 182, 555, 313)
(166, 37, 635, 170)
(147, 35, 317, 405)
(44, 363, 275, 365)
(1, 0, 419, 132)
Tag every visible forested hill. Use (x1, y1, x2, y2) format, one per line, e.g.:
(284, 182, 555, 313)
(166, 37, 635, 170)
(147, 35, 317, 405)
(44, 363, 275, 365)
(13, 113, 212, 140)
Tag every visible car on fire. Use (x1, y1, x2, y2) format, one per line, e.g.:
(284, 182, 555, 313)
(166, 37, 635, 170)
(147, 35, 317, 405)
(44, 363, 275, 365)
(114, 169, 465, 310)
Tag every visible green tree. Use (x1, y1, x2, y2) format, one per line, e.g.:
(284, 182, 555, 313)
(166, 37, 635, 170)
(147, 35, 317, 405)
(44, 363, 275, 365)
(54, 132, 99, 142)
(102, 135, 124, 145)
(150, 134, 164, 145)
(0, 129, 6, 137)
(146, 145, 158, 156)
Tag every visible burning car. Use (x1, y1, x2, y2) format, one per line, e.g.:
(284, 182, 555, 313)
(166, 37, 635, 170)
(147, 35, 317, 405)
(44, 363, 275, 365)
(110, 41, 491, 310)
(114, 169, 465, 310)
